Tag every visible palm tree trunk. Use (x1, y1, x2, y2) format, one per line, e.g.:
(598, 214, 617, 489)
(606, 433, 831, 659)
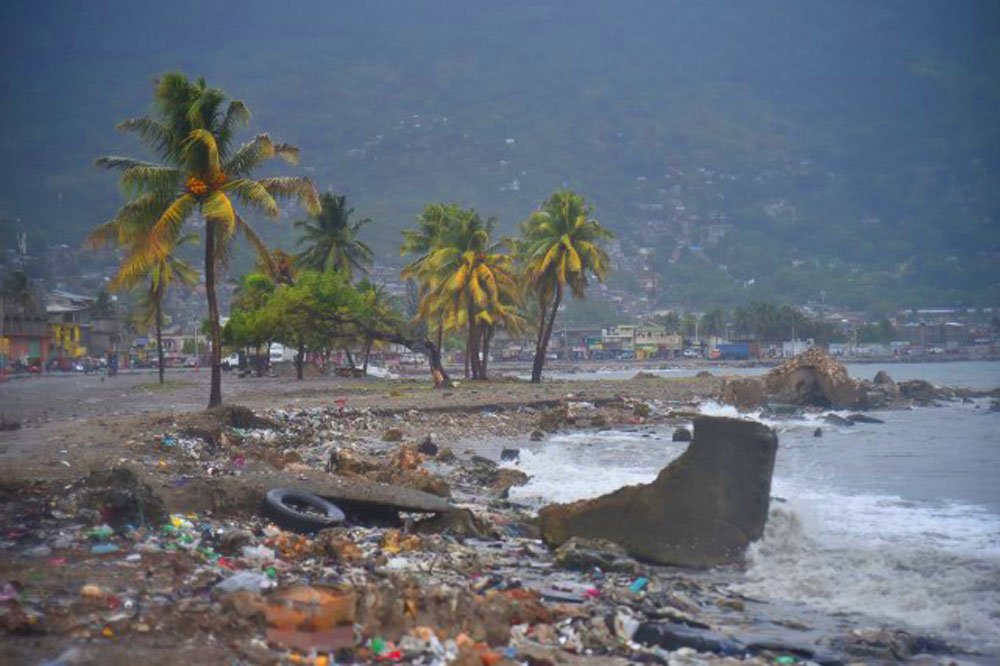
(465, 315, 477, 379)
(344, 347, 355, 369)
(362, 338, 372, 374)
(295, 338, 305, 380)
(480, 325, 493, 379)
(472, 322, 483, 379)
(205, 220, 223, 408)
(155, 300, 165, 385)
(531, 286, 562, 383)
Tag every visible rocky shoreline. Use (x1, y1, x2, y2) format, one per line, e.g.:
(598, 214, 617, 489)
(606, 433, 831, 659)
(1, 355, 996, 664)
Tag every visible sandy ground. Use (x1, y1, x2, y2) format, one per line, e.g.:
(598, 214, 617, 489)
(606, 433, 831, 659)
(0, 365, 722, 486)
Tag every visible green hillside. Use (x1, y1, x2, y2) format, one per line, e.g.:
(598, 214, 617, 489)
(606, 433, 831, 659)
(1, 1, 998, 309)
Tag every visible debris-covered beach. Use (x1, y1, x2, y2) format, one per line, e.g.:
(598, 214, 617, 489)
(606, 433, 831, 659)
(2, 356, 999, 665)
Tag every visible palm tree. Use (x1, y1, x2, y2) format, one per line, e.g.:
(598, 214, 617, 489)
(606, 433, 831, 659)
(89, 72, 319, 407)
(519, 190, 613, 383)
(401, 203, 460, 351)
(405, 208, 522, 380)
(133, 236, 199, 384)
(295, 192, 373, 280)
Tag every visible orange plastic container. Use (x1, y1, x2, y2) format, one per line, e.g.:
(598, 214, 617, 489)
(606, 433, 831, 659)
(265, 585, 356, 651)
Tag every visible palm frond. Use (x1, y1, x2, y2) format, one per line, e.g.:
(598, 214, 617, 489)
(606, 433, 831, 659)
(146, 193, 197, 258)
(116, 116, 174, 160)
(201, 191, 236, 233)
(85, 220, 120, 250)
(259, 177, 320, 214)
(218, 100, 251, 154)
(120, 165, 181, 197)
(95, 156, 162, 171)
(235, 214, 272, 268)
(182, 129, 221, 176)
(223, 178, 279, 218)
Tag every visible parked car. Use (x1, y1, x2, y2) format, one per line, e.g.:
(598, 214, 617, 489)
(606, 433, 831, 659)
(683, 348, 700, 358)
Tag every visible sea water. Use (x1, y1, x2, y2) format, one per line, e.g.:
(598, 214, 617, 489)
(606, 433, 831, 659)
(508, 361, 1000, 654)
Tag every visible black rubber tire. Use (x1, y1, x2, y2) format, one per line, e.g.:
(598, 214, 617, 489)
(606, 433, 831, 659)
(263, 488, 346, 533)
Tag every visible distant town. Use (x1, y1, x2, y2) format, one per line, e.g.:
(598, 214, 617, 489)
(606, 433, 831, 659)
(3, 242, 997, 376)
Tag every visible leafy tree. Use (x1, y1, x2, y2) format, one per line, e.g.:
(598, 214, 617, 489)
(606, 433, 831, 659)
(229, 270, 452, 386)
(518, 190, 612, 383)
(355, 278, 395, 374)
(0, 269, 37, 312)
(89, 72, 319, 407)
(224, 272, 279, 370)
(295, 192, 373, 281)
(651, 311, 682, 332)
(680, 313, 699, 337)
(699, 308, 726, 337)
(92, 288, 117, 318)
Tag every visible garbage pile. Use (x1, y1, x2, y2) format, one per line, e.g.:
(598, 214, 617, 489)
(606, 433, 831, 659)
(2, 402, 968, 664)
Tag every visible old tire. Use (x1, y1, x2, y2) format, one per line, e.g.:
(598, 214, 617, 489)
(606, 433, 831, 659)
(263, 488, 345, 533)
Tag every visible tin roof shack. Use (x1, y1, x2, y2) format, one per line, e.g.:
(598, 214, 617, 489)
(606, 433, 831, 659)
(1, 284, 49, 370)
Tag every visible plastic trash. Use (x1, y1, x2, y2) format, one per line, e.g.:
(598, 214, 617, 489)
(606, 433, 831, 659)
(241, 544, 276, 563)
(87, 525, 114, 541)
(629, 576, 648, 593)
(214, 571, 273, 594)
(90, 543, 120, 555)
(0, 582, 19, 601)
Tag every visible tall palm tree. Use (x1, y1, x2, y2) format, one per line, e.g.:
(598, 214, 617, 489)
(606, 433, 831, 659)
(407, 209, 521, 379)
(295, 192, 373, 281)
(400, 203, 457, 351)
(519, 190, 613, 383)
(89, 73, 319, 407)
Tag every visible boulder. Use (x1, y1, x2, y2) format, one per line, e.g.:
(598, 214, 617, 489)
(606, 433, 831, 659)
(763, 349, 867, 409)
(538, 416, 777, 567)
(553, 537, 638, 574)
(672, 427, 692, 442)
(412, 508, 493, 539)
(823, 413, 854, 427)
(719, 377, 766, 411)
(873, 370, 899, 395)
(416, 436, 438, 457)
(847, 413, 884, 424)
(897, 379, 939, 405)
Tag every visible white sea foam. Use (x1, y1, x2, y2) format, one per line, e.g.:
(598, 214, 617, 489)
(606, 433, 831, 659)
(507, 415, 1000, 647)
(506, 429, 686, 505)
(735, 495, 1000, 644)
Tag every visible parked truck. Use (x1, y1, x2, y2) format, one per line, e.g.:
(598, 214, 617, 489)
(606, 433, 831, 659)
(714, 342, 756, 360)
(269, 343, 296, 363)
